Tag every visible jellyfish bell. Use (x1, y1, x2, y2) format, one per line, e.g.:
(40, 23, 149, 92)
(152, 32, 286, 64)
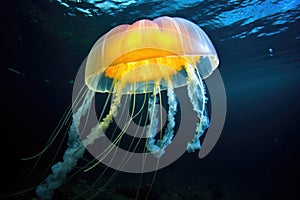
(18, 16, 219, 200)
(85, 16, 219, 94)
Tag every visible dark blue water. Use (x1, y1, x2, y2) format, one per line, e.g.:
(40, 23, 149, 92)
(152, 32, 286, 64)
(1, 0, 300, 199)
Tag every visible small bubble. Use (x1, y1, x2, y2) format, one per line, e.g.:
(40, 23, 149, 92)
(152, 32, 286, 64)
(268, 48, 273, 56)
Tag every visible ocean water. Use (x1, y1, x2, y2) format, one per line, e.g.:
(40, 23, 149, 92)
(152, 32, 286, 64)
(1, 0, 300, 199)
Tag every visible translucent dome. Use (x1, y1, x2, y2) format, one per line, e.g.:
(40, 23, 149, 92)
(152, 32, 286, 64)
(85, 16, 219, 94)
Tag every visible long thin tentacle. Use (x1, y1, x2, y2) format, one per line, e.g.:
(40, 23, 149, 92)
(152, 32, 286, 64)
(35, 87, 96, 200)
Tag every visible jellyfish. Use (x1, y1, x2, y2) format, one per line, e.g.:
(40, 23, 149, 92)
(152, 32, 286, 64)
(30, 16, 219, 199)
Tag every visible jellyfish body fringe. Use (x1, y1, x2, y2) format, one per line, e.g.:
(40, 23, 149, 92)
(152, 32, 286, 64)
(186, 64, 210, 153)
(34, 64, 210, 199)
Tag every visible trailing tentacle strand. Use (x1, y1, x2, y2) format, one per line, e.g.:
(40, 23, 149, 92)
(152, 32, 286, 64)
(155, 79, 178, 157)
(36, 86, 96, 200)
(185, 64, 210, 153)
(145, 82, 162, 158)
(83, 79, 125, 146)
